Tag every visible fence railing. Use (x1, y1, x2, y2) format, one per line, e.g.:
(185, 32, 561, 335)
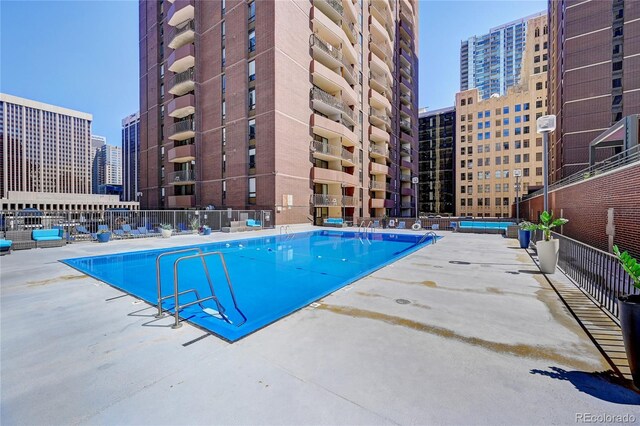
(532, 231, 639, 319)
(353, 216, 517, 231)
(0, 209, 274, 240)
(525, 144, 640, 200)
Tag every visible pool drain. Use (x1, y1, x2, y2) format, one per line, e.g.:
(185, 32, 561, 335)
(395, 299, 411, 305)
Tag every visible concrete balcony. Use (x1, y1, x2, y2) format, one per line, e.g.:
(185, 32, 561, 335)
(343, 0, 358, 28)
(167, 144, 196, 163)
(168, 19, 195, 50)
(369, 162, 390, 176)
(168, 119, 195, 141)
(401, 201, 414, 209)
(369, 72, 391, 101)
(167, 194, 195, 208)
(369, 51, 393, 83)
(401, 187, 414, 196)
(369, 88, 391, 112)
(312, 167, 359, 186)
(399, 75, 412, 94)
(167, 0, 194, 27)
(315, 0, 343, 27)
(369, 143, 390, 160)
(310, 87, 356, 126)
(311, 113, 357, 146)
(168, 94, 195, 119)
(342, 195, 358, 207)
(311, 60, 357, 106)
(369, 124, 390, 143)
(369, 108, 391, 131)
(370, 198, 394, 209)
(310, 34, 342, 70)
(400, 174, 412, 182)
(369, 180, 389, 191)
(168, 43, 195, 73)
(400, 103, 412, 118)
(342, 20, 358, 45)
(311, 194, 341, 207)
(168, 67, 195, 96)
(401, 159, 412, 170)
(369, 14, 392, 54)
(311, 140, 357, 166)
(168, 169, 196, 185)
(400, 19, 414, 40)
(400, 132, 415, 145)
(400, 119, 412, 134)
(312, 5, 345, 49)
(400, 0, 413, 21)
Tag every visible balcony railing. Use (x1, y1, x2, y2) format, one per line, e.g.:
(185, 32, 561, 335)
(170, 67, 195, 87)
(369, 181, 389, 191)
(310, 34, 342, 61)
(400, 119, 412, 132)
(370, 109, 391, 128)
(319, 0, 343, 15)
(344, 21, 358, 42)
(311, 194, 358, 206)
(311, 141, 356, 163)
(400, 174, 411, 182)
(310, 87, 355, 122)
(169, 119, 195, 135)
(369, 144, 389, 157)
(401, 202, 414, 209)
(169, 169, 196, 183)
(168, 19, 195, 48)
(342, 196, 358, 206)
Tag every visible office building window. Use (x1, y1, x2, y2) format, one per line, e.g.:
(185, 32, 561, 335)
(248, 119, 256, 140)
(221, 74, 226, 94)
(222, 101, 226, 120)
(248, 177, 256, 204)
(249, 147, 256, 168)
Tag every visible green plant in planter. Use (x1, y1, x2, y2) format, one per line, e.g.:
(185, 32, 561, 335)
(160, 223, 172, 231)
(613, 245, 640, 289)
(519, 221, 534, 230)
(189, 217, 200, 232)
(531, 211, 568, 241)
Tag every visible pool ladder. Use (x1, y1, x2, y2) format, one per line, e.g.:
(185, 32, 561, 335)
(358, 221, 374, 244)
(155, 248, 247, 329)
(418, 231, 438, 245)
(279, 225, 294, 241)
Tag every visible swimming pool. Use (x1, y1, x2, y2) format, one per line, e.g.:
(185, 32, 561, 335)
(458, 221, 514, 230)
(62, 230, 437, 341)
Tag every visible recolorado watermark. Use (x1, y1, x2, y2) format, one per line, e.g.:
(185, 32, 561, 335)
(576, 413, 636, 423)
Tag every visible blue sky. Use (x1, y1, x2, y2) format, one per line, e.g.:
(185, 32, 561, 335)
(1, 0, 545, 145)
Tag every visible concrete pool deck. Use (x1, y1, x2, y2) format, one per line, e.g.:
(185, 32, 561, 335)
(1, 225, 638, 424)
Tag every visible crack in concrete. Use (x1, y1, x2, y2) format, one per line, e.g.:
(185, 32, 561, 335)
(27, 274, 88, 287)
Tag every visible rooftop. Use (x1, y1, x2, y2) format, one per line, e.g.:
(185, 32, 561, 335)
(1, 225, 638, 424)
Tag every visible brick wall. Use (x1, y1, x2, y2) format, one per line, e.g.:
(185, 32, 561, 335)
(518, 163, 640, 258)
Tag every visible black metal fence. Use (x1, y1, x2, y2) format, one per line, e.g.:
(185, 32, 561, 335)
(0, 209, 274, 240)
(533, 230, 639, 319)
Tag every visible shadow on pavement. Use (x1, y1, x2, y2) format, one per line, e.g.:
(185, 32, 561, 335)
(530, 366, 640, 404)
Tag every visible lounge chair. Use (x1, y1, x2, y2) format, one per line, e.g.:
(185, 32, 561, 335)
(246, 219, 262, 228)
(121, 224, 141, 238)
(323, 218, 344, 227)
(373, 220, 380, 228)
(0, 238, 12, 255)
(32, 229, 65, 248)
(397, 221, 406, 229)
(177, 223, 188, 233)
(75, 225, 94, 240)
(137, 227, 154, 237)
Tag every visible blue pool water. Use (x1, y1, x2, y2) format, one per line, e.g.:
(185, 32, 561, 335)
(62, 230, 437, 341)
(458, 221, 514, 230)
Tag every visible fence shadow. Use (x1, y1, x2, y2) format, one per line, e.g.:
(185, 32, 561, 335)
(530, 366, 640, 403)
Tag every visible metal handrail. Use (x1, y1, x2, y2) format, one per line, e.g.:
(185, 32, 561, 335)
(524, 144, 640, 200)
(418, 231, 438, 245)
(171, 251, 247, 329)
(310, 34, 342, 61)
(168, 19, 195, 44)
(155, 248, 223, 318)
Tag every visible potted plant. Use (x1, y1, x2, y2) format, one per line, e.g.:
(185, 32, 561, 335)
(96, 229, 111, 243)
(381, 214, 388, 229)
(189, 217, 200, 234)
(518, 221, 534, 249)
(160, 224, 173, 238)
(531, 211, 568, 274)
(201, 225, 211, 236)
(613, 245, 640, 389)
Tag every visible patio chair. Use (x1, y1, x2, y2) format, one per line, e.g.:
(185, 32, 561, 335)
(75, 225, 94, 240)
(373, 220, 380, 228)
(397, 221, 406, 229)
(121, 224, 140, 238)
(0, 239, 13, 255)
(137, 227, 151, 237)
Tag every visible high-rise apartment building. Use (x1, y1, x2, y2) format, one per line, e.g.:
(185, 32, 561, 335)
(460, 11, 545, 100)
(91, 135, 106, 194)
(455, 14, 548, 218)
(96, 144, 123, 194)
(0, 93, 93, 198)
(418, 107, 455, 215)
(139, 0, 418, 224)
(122, 112, 141, 201)
(548, 0, 640, 182)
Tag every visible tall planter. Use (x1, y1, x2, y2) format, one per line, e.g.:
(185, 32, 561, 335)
(537, 239, 559, 274)
(161, 229, 173, 238)
(518, 229, 531, 249)
(619, 295, 640, 388)
(96, 232, 111, 243)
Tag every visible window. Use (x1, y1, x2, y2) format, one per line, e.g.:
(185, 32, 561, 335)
(461, 147, 466, 155)
(478, 158, 483, 166)
(495, 143, 501, 151)
(503, 155, 509, 164)
(461, 99, 466, 106)
(536, 167, 543, 176)
(523, 153, 530, 162)
(248, 1, 256, 22)
(478, 185, 483, 193)
(495, 184, 501, 193)
(536, 82, 543, 90)
(249, 88, 256, 110)
(503, 197, 509, 206)
(222, 127, 226, 145)
(249, 29, 256, 52)
(221, 0, 226, 15)
(523, 139, 530, 148)
(523, 115, 530, 122)
(612, 95, 622, 106)
(461, 173, 466, 181)
(478, 133, 483, 141)
(478, 111, 483, 119)
(461, 199, 466, 206)
(477, 172, 483, 180)
(485, 110, 490, 117)
(495, 108, 501, 116)
(221, 74, 226, 94)
(534, 44, 540, 52)
(515, 127, 521, 135)
(536, 152, 542, 161)
(515, 140, 521, 149)
(468, 97, 473, 104)
(524, 103, 530, 111)
(249, 147, 256, 168)
(495, 130, 501, 138)
(495, 170, 501, 178)
(523, 168, 530, 177)
(523, 126, 530, 134)
(485, 171, 490, 179)
(222, 21, 226, 40)
(503, 106, 509, 114)
(461, 186, 466, 194)
(477, 145, 483, 153)
(536, 138, 542, 147)
(484, 121, 490, 128)
(248, 60, 256, 81)
(248, 177, 256, 203)
(478, 122, 483, 130)
(503, 142, 509, 150)
(484, 132, 490, 140)
(222, 100, 226, 120)
(248, 119, 256, 139)
(503, 117, 509, 125)
(515, 154, 521, 163)
(613, 78, 622, 88)
(495, 156, 501, 165)
(534, 55, 540, 63)
(503, 170, 509, 178)
(222, 47, 226, 67)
